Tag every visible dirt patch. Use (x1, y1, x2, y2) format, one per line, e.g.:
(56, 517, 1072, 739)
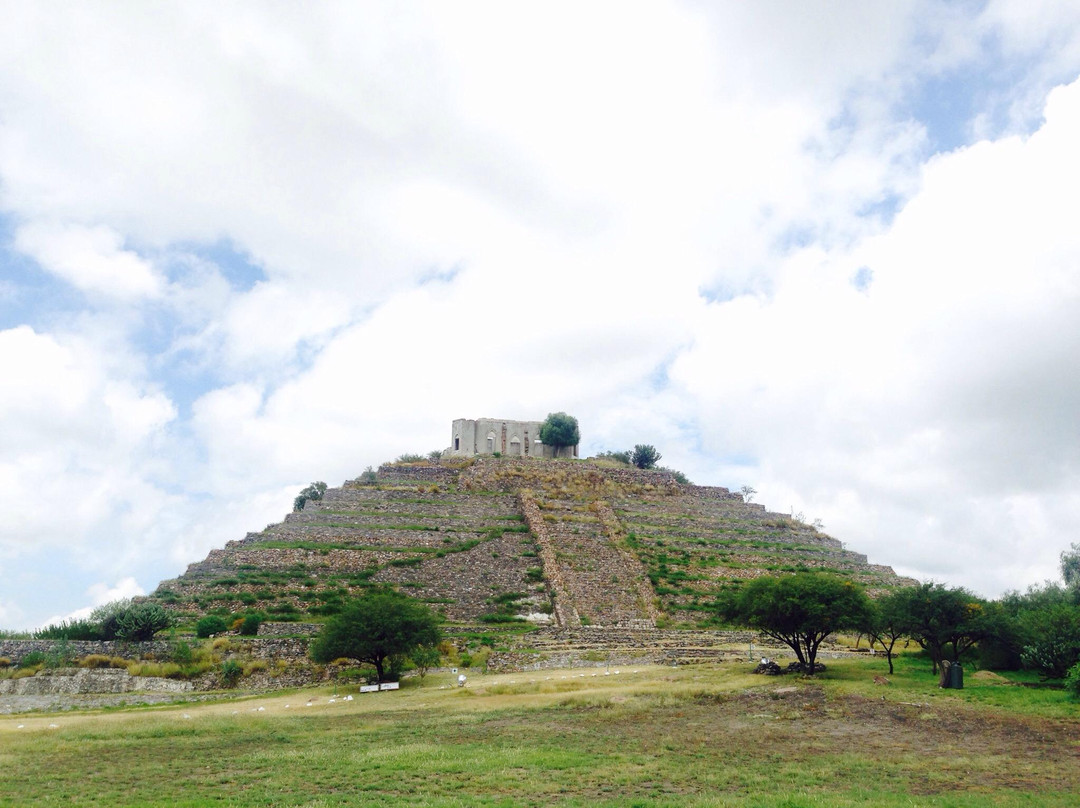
(969, 670, 1014, 684)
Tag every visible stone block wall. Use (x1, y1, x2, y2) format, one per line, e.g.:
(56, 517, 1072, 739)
(0, 640, 175, 667)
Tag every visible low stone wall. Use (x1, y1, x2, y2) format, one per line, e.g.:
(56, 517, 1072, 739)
(0, 640, 174, 667)
(0, 637, 311, 668)
(0, 667, 193, 695)
(257, 622, 321, 637)
(694, 485, 743, 501)
(375, 465, 460, 484)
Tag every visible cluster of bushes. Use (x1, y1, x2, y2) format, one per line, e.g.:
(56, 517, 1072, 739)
(34, 600, 174, 642)
(194, 612, 264, 638)
(593, 445, 690, 483)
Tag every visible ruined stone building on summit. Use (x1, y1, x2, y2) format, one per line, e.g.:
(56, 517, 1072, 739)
(448, 417, 579, 459)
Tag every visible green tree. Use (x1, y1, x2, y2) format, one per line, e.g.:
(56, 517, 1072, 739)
(539, 412, 580, 457)
(293, 481, 328, 512)
(310, 590, 441, 682)
(868, 590, 912, 675)
(410, 645, 441, 678)
(1062, 542, 1080, 589)
(1000, 583, 1080, 678)
(888, 583, 989, 674)
(630, 444, 662, 469)
(719, 573, 873, 674)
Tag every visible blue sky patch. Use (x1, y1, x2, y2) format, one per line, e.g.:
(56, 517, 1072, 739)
(851, 266, 874, 293)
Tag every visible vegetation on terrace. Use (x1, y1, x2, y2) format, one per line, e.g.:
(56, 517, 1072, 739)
(146, 456, 913, 635)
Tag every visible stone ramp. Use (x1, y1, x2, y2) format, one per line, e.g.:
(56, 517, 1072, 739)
(521, 487, 658, 629)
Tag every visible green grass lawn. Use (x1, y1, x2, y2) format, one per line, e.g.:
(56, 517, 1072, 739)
(1, 656, 1077, 807)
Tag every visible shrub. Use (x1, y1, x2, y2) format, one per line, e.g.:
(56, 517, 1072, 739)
(94, 600, 175, 641)
(411, 645, 441, 678)
(631, 444, 662, 469)
(243, 659, 268, 676)
(221, 660, 243, 687)
(0, 656, 10, 668)
(170, 641, 194, 664)
(1066, 661, 1080, 700)
(196, 615, 229, 638)
(79, 654, 115, 669)
(35, 619, 102, 640)
(239, 614, 263, 636)
(127, 661, 182, 678)
(594, 450, 631, 465)
(18, 651, 46, 669)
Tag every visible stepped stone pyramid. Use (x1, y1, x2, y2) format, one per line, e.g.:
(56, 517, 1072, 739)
(153, 457, 913, 628)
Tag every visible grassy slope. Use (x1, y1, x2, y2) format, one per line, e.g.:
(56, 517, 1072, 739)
(1, 655, 1077, 807)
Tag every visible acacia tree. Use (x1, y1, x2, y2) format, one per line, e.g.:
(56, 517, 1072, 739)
(867, 590, 910, 675)
(630, 444, 662, 469)
(539, 412, 580, 457)
(310, 590, 441, 682)
(888, 583, 989, 674)
(720, 573, 873, 674)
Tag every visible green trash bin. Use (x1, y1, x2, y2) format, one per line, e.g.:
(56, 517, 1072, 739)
(949, 663, 963, 689)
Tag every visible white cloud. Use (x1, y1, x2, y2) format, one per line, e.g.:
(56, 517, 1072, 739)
(3, 3, 1080, 628)
(41, 577, 146, 627)
(0, 326, 177, 552)
(14, 222, 163, 301)
(670, 74, 1080, 595)
(0, 599, 25, 629)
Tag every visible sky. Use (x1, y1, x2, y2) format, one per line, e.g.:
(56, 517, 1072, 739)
(3, 1, 1080, 629)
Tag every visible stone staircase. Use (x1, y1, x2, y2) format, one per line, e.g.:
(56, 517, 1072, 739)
(518, 472, 659, 629)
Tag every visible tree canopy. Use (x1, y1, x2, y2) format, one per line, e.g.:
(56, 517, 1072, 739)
(539, 412, 580, 455)
(630, 444, 662, 469)
(294, 481, 328, 512)
(310, 590, 441, 681)
(867, 589, 912, 674)
(719, 573, 872, 674)
(1062, 542, 1080, 589)
(887, 582, 989, 673)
